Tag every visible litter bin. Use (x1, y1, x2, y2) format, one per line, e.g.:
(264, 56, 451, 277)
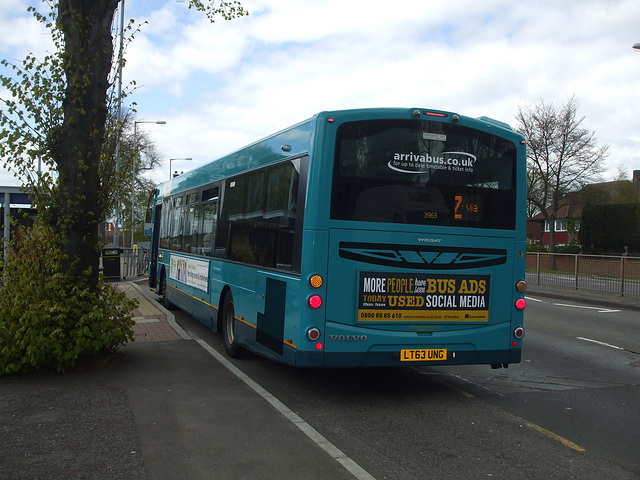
(102, 247, 122, 280)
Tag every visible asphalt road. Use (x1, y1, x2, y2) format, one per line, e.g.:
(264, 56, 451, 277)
(175, 296, 640, 480)
(428, 297, 640, 475)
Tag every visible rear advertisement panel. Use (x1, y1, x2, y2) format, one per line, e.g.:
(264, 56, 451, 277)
(357, 272, 490, 322)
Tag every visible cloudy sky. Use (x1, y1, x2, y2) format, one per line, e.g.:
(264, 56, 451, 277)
(1, 0, 639, 186)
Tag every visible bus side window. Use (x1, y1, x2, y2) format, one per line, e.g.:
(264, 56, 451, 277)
(183, 204, 196, 253)
(182, 192, 199, 253)
(170, 204, 185, 250)
(216, 160, 300, 270)
(216, 176, 245, 259)
(266, 160, 299, 269)
(159, 199, 171, 248)
(199, 185, 219, 256)
(200, 200, 217, 256)
(226, 170, 265, 264)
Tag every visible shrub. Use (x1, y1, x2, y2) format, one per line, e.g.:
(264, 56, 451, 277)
(527, 243, 548, 252)
(0, 223, 138, 374)
(580, 203, 640, 254)
(556, 245, 582, 254)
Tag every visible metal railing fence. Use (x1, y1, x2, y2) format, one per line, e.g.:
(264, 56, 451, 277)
(525, 252, 640, 296)
(121, 247, 150, 278)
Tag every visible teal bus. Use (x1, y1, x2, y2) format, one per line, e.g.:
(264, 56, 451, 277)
(149, 107, 527, 368)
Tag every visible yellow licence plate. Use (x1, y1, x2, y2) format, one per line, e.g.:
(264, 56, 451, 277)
(400, 349, 447, 362)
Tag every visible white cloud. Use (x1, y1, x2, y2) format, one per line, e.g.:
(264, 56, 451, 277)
(0, 1, 53, 61)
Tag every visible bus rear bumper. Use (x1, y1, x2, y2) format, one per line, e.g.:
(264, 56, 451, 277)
(294, 348, 521, 368)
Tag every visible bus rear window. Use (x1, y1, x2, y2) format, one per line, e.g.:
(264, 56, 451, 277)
(330, 119, 517, 230)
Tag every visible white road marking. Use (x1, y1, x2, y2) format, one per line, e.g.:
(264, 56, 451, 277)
(524, 296, 544, 303)
(577, 337, 625, 351)
(552, 302, 619, 313)
(525, 296, 619, 313)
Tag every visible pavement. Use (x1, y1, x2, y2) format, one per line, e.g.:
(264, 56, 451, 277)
(0, 280, 638, 480)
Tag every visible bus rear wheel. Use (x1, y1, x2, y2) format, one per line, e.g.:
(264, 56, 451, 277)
(221, 291, 243, 358)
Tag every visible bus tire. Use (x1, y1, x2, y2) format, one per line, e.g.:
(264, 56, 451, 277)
(221, 290, 243, 358)
(160, 270, 174, 310)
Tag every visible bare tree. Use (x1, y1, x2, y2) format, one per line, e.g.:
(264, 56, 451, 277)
(516, 96, 608, 252)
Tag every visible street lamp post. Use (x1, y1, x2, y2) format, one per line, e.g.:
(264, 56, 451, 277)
(114, 0, 126, 247)
(132, 120, 166, 248)
(169, 157, 193, 179)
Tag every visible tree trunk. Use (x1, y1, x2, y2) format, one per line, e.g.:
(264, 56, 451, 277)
(548, 219, 557, 270)
(53, 0, 119, 289)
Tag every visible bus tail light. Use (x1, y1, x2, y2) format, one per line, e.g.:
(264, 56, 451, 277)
(516, 280, 527, 292)
(424, 111, 447, 118)
(306, 327, 321, 341)
(515, 298, 526, 310)
(308, 295, 322, 309)
(514, 326, 525, 339)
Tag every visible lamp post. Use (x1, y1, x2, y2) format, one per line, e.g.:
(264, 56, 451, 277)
(114, 0, 125, 247)
(132, 120, 166, 248)
(169, 157, 193, 179)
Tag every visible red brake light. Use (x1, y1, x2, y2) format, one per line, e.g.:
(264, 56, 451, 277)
(309, 295, 322, 309)
(515, 298, 526, 310)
